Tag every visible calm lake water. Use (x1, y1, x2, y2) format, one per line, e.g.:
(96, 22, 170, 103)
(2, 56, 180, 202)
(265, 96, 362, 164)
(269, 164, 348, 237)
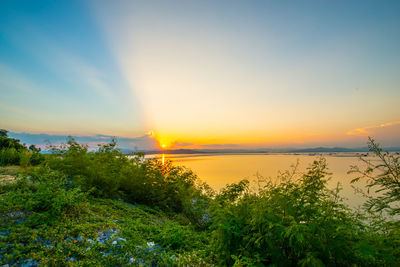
(148, 153, 373, 208)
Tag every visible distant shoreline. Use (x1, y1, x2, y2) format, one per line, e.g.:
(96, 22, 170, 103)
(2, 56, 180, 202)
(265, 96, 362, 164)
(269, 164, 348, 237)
(135, 148, 400, 156)
(141, 152, 370, 161)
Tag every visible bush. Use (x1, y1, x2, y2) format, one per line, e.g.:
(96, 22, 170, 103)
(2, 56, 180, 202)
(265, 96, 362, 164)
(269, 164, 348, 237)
(19, 150, 31, 168)
(350, 137, 400, 216)
(0, 167, 87, 226)
(1, 135, 399, 265)
(0, 130, 44, 167)
(0, 129, 26, 151)
(28, 145, 44, 166)
(45, 138, 209, 219)
(0, 130, 26, 166)
(210, 158, 396, 266)
(0, 148, 20, 166)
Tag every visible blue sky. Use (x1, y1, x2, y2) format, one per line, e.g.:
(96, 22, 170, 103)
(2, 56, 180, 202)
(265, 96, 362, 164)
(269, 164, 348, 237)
(1, 0, 400, 149)
(0, 0, 145, 136)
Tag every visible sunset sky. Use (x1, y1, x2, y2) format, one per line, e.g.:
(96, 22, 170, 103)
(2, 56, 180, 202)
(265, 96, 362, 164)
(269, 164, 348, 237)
(1, 0, 399, 150)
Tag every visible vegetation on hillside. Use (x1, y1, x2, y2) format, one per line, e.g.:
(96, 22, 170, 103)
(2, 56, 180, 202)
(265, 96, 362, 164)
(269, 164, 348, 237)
(0, 129, 44, 167)
(0, 130, 399, 266)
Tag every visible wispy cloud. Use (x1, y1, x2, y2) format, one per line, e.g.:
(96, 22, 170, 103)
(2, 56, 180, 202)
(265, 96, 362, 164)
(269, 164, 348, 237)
(48, 50, 120, 104)
(0, 64, 38, 94)
(346, 121, 400, 136)
(0, 64, 58, 124)
(2, 23, 125, 105)
(0, 24, 144, 135)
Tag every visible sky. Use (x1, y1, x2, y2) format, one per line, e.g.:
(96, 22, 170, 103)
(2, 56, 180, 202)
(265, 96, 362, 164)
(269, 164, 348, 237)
(1, 0, 400, 150)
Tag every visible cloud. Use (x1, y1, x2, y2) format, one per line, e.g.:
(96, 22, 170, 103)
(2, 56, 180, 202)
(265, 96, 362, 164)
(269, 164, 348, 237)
(346, 121, 400, 136)
(51, 51, 121, 104)
(2, 24, 127, 106)
(0, 64, 37, 94)
(346, 121, 400, 146)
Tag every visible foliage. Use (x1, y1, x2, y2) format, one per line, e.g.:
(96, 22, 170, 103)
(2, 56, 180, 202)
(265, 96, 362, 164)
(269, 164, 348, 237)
(45, 137, 210, 221)
(28, 144, 44, 166)
(210, 158, 399, 266)
(0, 129, 8, 137)
(0, 129, 26, 151)
(0, 165, 20, 176)
(349, 137, 400, 216)
(0, 130, 44, 166)
(0, 191, 209, 266)
(0, 148, 20, 166)
(1, 132, 399, 265)
(0, 167, 86, 226)
(19, 150, 32, 168)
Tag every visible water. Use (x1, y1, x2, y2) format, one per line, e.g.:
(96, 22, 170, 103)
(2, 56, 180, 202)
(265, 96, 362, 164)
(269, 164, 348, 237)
(148, 153, 373, 208)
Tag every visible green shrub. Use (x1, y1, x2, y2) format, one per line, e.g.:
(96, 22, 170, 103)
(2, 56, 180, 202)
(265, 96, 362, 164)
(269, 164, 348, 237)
(0, 129, 29, 166)
(210, 158, 397, 266)
(1, 134, 399, 265)
(0, 129, 26, 151)
(0, 167, 87, 226)
(19, 150, 31, 168)
(350, 137, 400, 216)
(0, 148, 20, 165)
(28, 145, 45, 166)
(45, 138, 209, 219)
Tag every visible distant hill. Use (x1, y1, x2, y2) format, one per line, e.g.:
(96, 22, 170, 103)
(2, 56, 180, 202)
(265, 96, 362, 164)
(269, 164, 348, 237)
(289, 147, 368, 153)
(7, 131, 400, 155)
(129, 146, 400, 155)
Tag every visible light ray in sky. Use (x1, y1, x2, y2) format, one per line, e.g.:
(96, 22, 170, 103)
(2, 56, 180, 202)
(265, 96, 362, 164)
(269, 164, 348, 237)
(1, 0, 400, 148)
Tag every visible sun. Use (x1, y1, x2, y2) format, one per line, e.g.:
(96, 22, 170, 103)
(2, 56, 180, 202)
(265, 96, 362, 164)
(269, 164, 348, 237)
(161, 144, 166, 149)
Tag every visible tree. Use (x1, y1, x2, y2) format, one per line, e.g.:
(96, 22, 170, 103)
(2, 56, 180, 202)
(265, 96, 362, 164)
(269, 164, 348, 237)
(349, 137, 400, 215)
(0, 130, 26, 151)
(0, 129, 8, 137)
(29, 144, 41, 153)
(0, 129, 43, 166)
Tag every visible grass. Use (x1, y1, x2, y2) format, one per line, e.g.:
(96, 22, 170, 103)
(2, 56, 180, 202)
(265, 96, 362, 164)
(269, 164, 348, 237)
(0, 165, 20, 176)
(0, 165, 20, 186)
(0, 196, 211, 266)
